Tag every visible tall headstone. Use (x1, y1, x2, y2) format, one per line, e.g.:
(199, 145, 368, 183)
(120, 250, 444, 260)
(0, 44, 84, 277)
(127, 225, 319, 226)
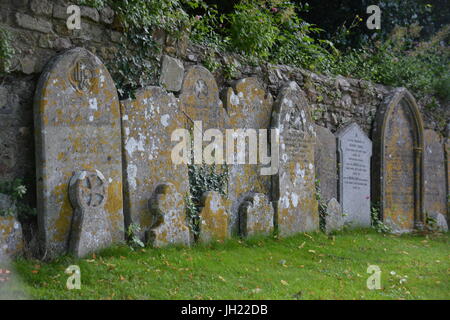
(423, 129, 447, 219)
(239, 193, 274, 237)
(34, 48, 124, 258)
(224, 78, 273, 234)
(147, 183, 191, 247)
(337, 123, 372, 227)
(271, 82, 319, 236)
(372, 88, 425, 233)
(121, 87, 190, 245)
(314, 125, 337, 202)
(199, 191, 229, 243)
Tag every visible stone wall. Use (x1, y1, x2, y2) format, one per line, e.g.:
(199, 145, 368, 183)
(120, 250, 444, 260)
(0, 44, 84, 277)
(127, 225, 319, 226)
(0, 1, 448, 256)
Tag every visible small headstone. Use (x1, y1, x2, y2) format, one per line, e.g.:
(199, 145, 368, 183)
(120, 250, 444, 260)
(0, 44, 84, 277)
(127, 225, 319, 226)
(272, 81, 319, 236)
(428, 212, 448, 232)
(224, 78, 273, 234)
(34, 47, 124, 257)
(314, 125, 337, 202)
(337, 123, 372, 227)
(0, 194, 23, 260)
(239, 193, 274, 237)
(159, 55, 184, 92)
(68, 170, 112, 258)
(199, 191, 229, 243)
(121, 87, 189, 242)
(372, 88, 425, 233)
(147, 183, 191, 247)
(324, 198, 344, 234)
(424, 130, 447, 219)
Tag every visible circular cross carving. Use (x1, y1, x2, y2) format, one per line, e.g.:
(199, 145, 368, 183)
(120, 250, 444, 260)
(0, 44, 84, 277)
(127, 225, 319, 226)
(69, 170, 107, 209)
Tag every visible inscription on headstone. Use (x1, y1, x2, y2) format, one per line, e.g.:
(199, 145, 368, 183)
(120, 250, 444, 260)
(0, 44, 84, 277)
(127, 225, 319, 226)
(372, 88, 424, 233)
(34, 48, 124, 257)
(337, 123, 372, 227)
(272, 82, 318, 236)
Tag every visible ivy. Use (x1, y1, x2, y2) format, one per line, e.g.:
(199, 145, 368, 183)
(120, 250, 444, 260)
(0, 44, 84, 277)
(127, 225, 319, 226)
(0, 179, 36, 219)
(0, 27, 15, 74)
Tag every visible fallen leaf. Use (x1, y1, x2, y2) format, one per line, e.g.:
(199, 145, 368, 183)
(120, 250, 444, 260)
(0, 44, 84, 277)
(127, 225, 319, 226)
(281, 280, 289, 286)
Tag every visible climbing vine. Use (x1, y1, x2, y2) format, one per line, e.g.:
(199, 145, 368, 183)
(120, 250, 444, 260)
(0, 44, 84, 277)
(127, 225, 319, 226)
(0, 179, 36, 219)
(0, 27, 15, 74)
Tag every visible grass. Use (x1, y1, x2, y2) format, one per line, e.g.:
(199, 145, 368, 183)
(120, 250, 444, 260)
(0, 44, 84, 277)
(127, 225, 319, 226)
(4, 229, 449, 300)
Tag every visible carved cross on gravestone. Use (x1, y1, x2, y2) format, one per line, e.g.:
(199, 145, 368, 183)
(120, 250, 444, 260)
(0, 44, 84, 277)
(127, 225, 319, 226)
(69, 170, 112, 258)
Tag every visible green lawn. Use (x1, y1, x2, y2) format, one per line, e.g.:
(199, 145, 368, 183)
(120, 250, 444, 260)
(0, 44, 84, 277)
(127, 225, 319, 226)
(4, 229, 450, 300)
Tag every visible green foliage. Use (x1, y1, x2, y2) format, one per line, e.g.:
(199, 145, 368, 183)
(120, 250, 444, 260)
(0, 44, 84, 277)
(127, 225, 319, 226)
(370, 203, 392, 234)
(0, 27, 15, 74)
(187, 164, 228, 238)
(0, 179, 35, 219)
(126, 223, 145, 249)
(315, 179, 327, 232)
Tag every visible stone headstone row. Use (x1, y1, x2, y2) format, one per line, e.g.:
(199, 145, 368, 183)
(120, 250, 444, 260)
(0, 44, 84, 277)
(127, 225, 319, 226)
(25, 48, 448, 259)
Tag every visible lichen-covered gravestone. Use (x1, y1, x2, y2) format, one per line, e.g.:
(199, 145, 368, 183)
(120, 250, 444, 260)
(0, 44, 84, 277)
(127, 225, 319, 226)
(147, 183, 190, 247)
(121, 87, 190, 246)
(34, 48, 124, 258)
(69, 170, 112, 258)
(224, 78, 273, 234)
(0, 194, 23, 260)
(423, 129, 447, 219)
(239, 193, 274, 237)
(373, 88, 425, 233)
(271, 82, 319, 236)
(337, 123, 372, 227)
(199, 191, 229, 243)
(314, 125, 337, 202)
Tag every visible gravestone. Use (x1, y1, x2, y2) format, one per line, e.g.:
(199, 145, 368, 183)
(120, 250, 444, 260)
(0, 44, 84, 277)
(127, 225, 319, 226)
(324, 198, 344, 234)
(337, 123, 372, 227)
(271, 82, 319, 236)
(0, 194, 23, 260)
(314, 125, 337, 202)
(239, 193, 274, 237)
(224, 78, 273, 234)
(423, 130, 447, 219)
(69, 170, 112, 258)
(34, 47, 124, 258)
(147, 183, 191, 247)
(180, 65, 226, 131)
(121, 86, 190, 245)
(446, 138, 450, 222)
(372, 88, 424, 233)
(199, 191, 229, 243)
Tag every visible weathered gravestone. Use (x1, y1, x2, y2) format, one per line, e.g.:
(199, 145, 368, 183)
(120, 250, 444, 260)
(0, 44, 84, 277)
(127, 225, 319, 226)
(324, 198, 344, 234)
(147, 183, 191, 247)
(69, 170, 112, 258)
(373, 88, 425, 233)
(314, 125, 337, 202)
(0, 194, 23, 260)
(224, 78, 273, 234)
(34, 48, 124, 258)
(180, 65, 226, 131)
(337, 123, 372, 227)
(199, 191, 229, 243)
(271, 82, 319, 236)
(423, 129, 447, 220)
(239, 193, 274, 237)
(446, 137, 450, 222)
(121, 87, 190, 246)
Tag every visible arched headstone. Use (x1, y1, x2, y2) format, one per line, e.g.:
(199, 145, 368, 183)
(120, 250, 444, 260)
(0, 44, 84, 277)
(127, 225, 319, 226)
(372, 88, 425, 233)
(271, 82, 319, 236)
(224, 78, 273, 234)
(34, 48, 124, 258)
(337, 123, 372, 227)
